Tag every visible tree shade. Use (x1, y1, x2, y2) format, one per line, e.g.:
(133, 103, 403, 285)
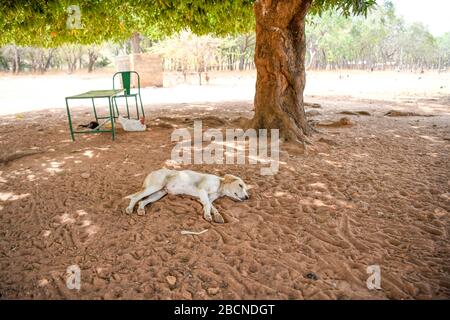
(1, 0, 376, 142)
(0, 0, 376, 47)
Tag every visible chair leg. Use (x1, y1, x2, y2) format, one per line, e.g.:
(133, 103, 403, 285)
(125, 96, 130, 119)
(138, 94, 145, 118)
(124, 98, 130, 119)
(135, 95, 139, 120)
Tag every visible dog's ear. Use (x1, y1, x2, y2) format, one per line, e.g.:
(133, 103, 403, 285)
(223, 174, 238, 184)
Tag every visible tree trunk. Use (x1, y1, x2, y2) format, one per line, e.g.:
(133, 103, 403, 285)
(250, 0, 312, 142)
(239, 35, 250, 71)
(44, 49, 55, 72)
(131, 32, 141, 54)
(87, 48, 98, 73)
(13, 46, 20, 74)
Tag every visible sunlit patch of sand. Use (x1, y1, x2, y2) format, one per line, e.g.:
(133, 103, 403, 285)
(336, 200, 354, 209)
(46, 168, 63, 174)
(83, 150, 94, 158)
(38, 279, 49, 287)
(0, 171, 7, 184)
(59, 213, 76, 224)
(26, 174, 36, 181)
(420, 135, 444, 143)
(94, 146, 110, 151)
(42, 230, 51, 237)
(86, 225, 99, 236)
(165, 159, 182, 168)
(0, 192, 30, 201)
(434, 208, 448, 218)
(323, 159, 342, 167)
(426, 153, 439, 158)
(45, 161, 64, 174)
(439, 193, 450, 201)
(76, 209, 88, 216)
(82, 220, 91, 227)
(312, 199, 334, 209)
(309, 182, 327, 190)
(351, 153, 369, 158)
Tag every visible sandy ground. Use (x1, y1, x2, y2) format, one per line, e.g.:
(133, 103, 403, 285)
(0, 71, 449, 300)
(1, 69, 449, 115)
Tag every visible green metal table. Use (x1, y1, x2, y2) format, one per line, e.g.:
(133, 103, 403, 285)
(65, 89, 123, 141)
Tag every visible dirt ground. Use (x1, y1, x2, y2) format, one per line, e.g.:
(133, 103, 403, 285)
(0, 71, 449, 299)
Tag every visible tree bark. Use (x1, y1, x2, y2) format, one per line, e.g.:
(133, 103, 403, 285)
(251, 0, 313, 142)
(131, 32, 141, 54)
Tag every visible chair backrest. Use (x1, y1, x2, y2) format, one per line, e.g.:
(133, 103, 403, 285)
(113, 71, 141, 95)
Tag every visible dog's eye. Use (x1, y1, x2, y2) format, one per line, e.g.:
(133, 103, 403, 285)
(239, 184, 243, 188)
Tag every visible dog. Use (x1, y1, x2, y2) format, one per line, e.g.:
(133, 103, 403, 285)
(78, 121, 99, 129)
(125, 169, 249, 223)
(118, 115, 146, 132)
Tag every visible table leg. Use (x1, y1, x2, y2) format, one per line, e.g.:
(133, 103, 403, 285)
(125, 96, 130, 119)
(65, 98, 75, 141)
(138, 94, 145, 118)
(91, 98, 98, 122)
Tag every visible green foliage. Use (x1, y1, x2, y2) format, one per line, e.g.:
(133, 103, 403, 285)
(0, 0, 376, 47)
(95, 56, 111, 68)
(2, 1, 446, 74)
(437, 33, 450, 64)
(305, 2, 449, 70)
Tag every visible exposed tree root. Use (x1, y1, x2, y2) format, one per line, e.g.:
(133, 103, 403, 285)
(304, 102, 322, 109)
(385, 110, 434, 117)
(314, 117, 354, 128)
(0, 149, 44, 166)
(318, 137, 338, 146)
(339, 111, 371, 116)
(306, 110, 321, 117)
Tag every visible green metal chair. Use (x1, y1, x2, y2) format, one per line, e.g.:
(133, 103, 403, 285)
(112, 71, 145, 120)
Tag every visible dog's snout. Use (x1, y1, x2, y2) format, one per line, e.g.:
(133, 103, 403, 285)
(244, 195, 249, 200)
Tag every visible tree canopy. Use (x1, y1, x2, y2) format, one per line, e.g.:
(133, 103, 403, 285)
(0, 0, 376, 47)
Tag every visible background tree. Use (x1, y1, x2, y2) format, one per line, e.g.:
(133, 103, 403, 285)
(153, 31, 220, 85)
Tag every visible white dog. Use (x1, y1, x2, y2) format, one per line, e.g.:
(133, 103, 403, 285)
(118, 115, 146, 132)
(125, 169, 249, 223)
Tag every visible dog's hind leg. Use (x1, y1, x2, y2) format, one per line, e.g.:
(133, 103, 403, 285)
(125, 186, 162, 214)
(137, 190, 167, 216)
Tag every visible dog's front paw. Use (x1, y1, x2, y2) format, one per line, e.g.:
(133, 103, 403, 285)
(204, 214, 213, 222)
(125, 207, 133, 215)
(137, 207, 146, 216)
(213, 212, 225, 224)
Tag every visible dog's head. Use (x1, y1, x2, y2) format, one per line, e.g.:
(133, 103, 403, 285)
(221, 174, 249, 201)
